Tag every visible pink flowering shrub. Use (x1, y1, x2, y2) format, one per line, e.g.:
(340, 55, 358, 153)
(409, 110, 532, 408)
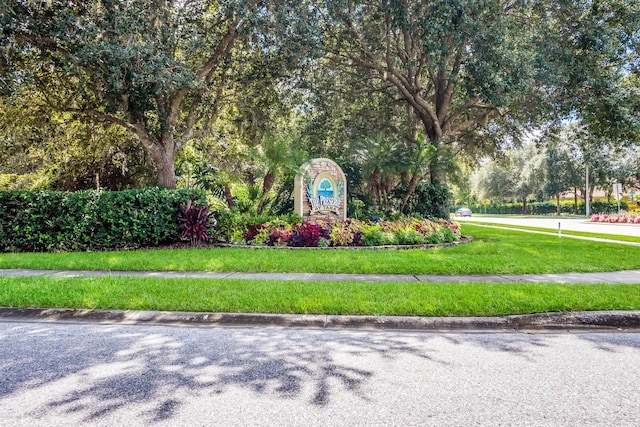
(590, 214, 640, 224)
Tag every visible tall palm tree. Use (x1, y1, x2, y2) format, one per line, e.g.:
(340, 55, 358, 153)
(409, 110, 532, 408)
(256, 132, 306, 214)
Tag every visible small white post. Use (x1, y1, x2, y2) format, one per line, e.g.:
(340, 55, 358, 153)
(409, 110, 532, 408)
(613, 183, 622, 215)
(558, 222, 561, 238)
(585, 165, 591, 217)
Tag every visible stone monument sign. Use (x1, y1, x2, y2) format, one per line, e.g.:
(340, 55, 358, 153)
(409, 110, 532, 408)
(294, 158, 347, 222)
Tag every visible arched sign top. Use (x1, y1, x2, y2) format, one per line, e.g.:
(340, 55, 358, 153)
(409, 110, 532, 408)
(294, 158, 347, 222)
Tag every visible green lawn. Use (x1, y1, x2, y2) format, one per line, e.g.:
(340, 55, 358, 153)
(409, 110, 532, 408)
(465, 221, 640, 243)
(1, 224, 639, 275)
(1, 276, 638, 316)
(2, 224, 639, 316)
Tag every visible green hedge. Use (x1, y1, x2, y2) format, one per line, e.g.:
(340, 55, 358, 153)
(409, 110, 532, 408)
(0, 188, 205, 252)
(396, 182, 451, 219)
(456, 201, 628, 216)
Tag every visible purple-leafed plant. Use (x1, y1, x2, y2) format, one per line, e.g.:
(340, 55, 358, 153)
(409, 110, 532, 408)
(178, 199, 214, 245)
(290, 222, 325, 247)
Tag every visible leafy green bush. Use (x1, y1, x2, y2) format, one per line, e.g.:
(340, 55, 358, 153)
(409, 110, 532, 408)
(363, 229, 385, 246)
(0, 188, 205, 252)
(397, 182, 451, 219)
(395, 229, 426, 245)
(362, 230, 398, 246)
(381, 232, 398, 245)
(440, 228, 456, 243)
(590, 201, 628, 214)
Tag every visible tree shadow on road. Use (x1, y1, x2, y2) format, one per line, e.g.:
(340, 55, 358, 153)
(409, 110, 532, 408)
(0, 322, 447, 422)
(0, 322, 637, 423)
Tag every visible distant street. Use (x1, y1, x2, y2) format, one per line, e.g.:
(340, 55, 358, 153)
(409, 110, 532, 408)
(456, 215, 640, 237)
(1, 320, 639, 426)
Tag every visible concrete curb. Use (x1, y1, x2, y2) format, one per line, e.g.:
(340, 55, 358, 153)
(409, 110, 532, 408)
(1, 307, 639, 330)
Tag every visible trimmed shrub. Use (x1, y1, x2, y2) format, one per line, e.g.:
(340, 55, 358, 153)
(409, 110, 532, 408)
(362, 230, 398, 246)
(461, 200, 628, 216)
(440, 227, 456, 243)
(0, 188, 205, 252)
(398, 182, 452, 219)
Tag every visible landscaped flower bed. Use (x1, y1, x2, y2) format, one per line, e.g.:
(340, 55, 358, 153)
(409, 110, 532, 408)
(590, 213, 640, 224)
(223, 217, 461, 247)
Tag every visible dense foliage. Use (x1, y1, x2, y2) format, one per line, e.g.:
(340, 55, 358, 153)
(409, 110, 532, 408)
(1, 0, 638, 218)
(1, 0, 312, 188)
(215, 214, 461, 248)
(0, 189, 205, 252)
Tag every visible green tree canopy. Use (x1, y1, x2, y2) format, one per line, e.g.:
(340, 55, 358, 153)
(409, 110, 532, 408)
(315, 0, 640, 183)
(1, 0, 314, 188)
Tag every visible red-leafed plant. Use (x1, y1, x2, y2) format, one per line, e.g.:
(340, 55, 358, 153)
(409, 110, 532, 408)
(178, 200, 214, 245)
(290, 222, 330, 247)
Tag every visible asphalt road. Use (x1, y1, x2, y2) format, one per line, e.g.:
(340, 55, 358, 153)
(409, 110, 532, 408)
(456, 215, 640, 237)
(1, 320, 639, 426)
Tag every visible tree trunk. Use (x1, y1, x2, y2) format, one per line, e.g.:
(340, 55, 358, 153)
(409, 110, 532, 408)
(429, 140, 447, 184)
(430, 166, 447, 184)
(573, 187, 578, 214)
(400, 172, 420, 213)
(556, 194, 561, 215)
(257, 169, 276, 214)
(522, 198, 527, 214)
(369, 169, 382, 208)
(224, 184, 234, 210)
(135, 129, 177, 189)
(149, 148, 177, 189)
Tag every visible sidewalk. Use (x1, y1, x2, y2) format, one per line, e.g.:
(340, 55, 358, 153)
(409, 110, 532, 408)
(2, 268, 640, 330)
(2, 268, 640, 284)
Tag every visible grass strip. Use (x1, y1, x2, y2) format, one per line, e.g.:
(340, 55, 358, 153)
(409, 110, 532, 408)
(466, 221, 640, 243)
(1, 225, 639, 275)
(1, 276, 639, 317)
